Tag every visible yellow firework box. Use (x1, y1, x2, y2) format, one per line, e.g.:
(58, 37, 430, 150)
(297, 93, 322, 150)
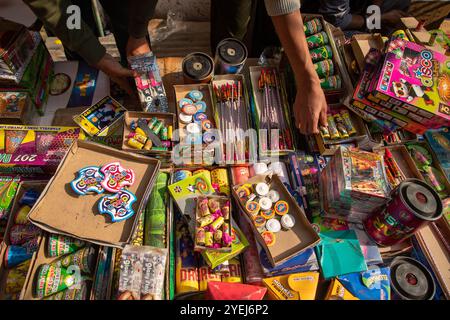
(262, 272, 320, 300)
(211, 168, 230, 195)
(325, 279, 359, 300)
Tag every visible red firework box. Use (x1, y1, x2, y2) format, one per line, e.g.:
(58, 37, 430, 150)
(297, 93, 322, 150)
(0, 125, 83, 175)
(366, 39, 450, 130)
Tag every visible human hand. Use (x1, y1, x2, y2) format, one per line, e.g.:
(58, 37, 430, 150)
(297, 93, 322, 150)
(294, 79, 328, 135)
(381, 10, 408, 26)
(126, 36, 152, 57)
(94, 53, 136, 96)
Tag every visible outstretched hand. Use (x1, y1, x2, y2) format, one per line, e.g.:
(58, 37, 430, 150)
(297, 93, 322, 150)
(94, 53, 136, 96)
(294, 79, 328, 135)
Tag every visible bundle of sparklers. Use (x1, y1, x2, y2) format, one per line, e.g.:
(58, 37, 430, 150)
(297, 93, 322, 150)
(213, 81, 249, 162)
(258, 68, 293, 153)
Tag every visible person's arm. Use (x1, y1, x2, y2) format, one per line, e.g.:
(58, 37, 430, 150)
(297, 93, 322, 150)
(264, 0, 327, 134)
(126, 0, 158, 56)
(318, 0, 364, 30)
(24, 0, 135, 94)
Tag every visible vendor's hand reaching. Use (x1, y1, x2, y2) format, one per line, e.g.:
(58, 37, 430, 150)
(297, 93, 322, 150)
(126, 36, 152, 57)
(94, 53, 136, 96)
(294, 78, 328, 135)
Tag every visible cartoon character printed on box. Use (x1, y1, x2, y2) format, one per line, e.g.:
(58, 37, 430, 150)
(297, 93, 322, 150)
(397, 47, 421, 78)
(88, 102, 121, 130)
(391, 78, 434, 106)
(6, 94, 20, 113)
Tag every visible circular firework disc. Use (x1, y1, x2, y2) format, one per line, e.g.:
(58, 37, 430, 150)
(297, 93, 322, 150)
(178, 98, 193, 109)
(49, 73, 71, 95)
(181, 104, 198, 116)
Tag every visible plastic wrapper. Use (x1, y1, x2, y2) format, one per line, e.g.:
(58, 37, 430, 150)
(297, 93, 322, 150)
(117, 245, 168, 300)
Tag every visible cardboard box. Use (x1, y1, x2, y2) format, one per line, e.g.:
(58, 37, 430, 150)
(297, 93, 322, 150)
(248, 66, 295, 158)
(262, 272, 319, 300)
(0, 180, 48, 300)
(314, 104, 368, 156)
(173, 84, 219, 166)
(0, 124, 82, 175)
(232, 173, 320, 267)
(373, 145, 424, 181)
(368, 40, 450, 128)
(351, 34, 385, 72)
(20, 232, 98, 300)
(0, 91, 31, 124)
(73, 96, 126, 137)
(122, 111, 175, 158)
(27, 140, 161, 247)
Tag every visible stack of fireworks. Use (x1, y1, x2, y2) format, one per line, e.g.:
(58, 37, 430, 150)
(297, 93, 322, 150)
(381, 148, 406, 189)
(304, 18, 341, 91)
(175, 214, 244, 296)
(128, 52, 169, 112)
(319, 109, 357, 142)
(0, 19, 37, 80)
(3, 188, 41, 300)
(257, 68, 294, 154)
(0, 20, 53, 116)
(126, 117, 173, 152)
(33, 234, 95, 300)
(195, 196, 232, 251)
(213, 80, 250, 162)
(320, 146, 390, 222)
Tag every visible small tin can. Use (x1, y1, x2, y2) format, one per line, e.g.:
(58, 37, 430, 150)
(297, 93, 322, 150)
(364, 179, 443, 247)
(320, 75, 342, 90)
(182, 52, 214, 84)
(304, 18, 323, 37)
(314, 59, 334, 78)
(215, 38, 248, 75)
(306, 31, 329, 49)
(389, 256, 436, 300)
(310, 45, 333, 63)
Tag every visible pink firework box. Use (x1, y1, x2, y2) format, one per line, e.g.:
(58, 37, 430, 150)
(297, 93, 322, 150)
(0, 125, 83, 175)
(370, 40, 450, 128)
(351, 65, 429, 134)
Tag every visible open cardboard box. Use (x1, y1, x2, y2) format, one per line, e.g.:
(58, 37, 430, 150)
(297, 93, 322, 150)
(20, 232, 98, 300)
(231, 173, 320, 267)
(351, 34, 385, 73)
(0, 180, 48, 299)
(122, 111, 176, 158)
(314, 105, 368, 156)
(27, 140, 161, 247)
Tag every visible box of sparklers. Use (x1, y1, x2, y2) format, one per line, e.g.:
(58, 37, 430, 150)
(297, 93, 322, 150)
(248, 66, 296, 158)
(211, 74, 256, 165)
(0, 180, 47, 300)
(0, 125, 83, 175)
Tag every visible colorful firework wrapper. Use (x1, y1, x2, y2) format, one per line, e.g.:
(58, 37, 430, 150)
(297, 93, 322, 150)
(4, 245, 34, 268)
(47, 234, 86, 257)
(0, 177, 19, 220)
(306, 31, 329, 49)
(118, 245, 168, 300)
(19, 188, 41, 206)
(221, 258, 243, 283)
(50, 246, 96, 274)
(320, 75, 342, 90)
(9, 224, 40, 245)
(5, 260, 31, 298)
(4, 130, 27, 154)
(44, 281, 89, 300)
(304, 18, 323, 37)
(13, 205, 31, 225)
(34, 264, 84, 299)
(309, 45, 333, 63)
(211, 168, 230, 195)
(35, 131, 56, 154)
(314, 59, 335, 79)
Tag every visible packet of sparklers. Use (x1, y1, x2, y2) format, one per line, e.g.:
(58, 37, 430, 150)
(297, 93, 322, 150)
(128, 52, 169, 113)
